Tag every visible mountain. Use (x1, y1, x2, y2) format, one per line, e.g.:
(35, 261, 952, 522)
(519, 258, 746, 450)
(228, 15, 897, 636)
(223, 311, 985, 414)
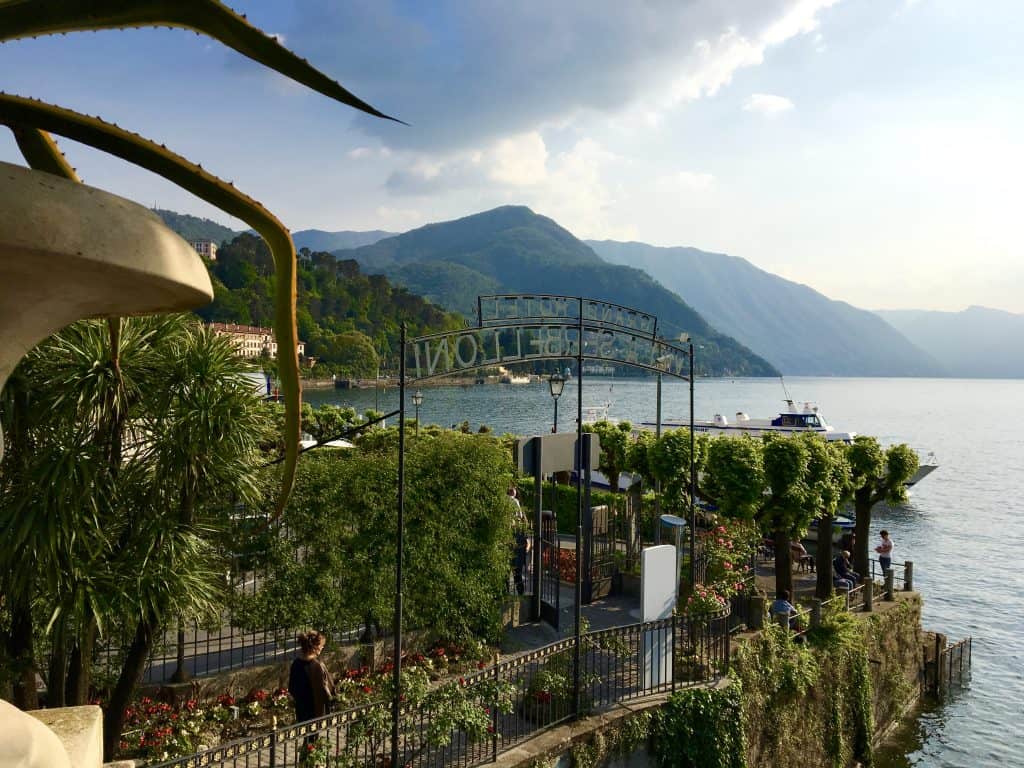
(587, 240, 944, 377)
(334, 206, 779, 377)
(292, 229, 395, 252)
(153, 208, 239, 243)
(875, 306, 1024, 378)
(154, 209, 395, 252)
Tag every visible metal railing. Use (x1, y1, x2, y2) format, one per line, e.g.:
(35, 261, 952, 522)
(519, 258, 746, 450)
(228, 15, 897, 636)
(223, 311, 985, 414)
(931, 636, 972, 696)
(868, 557, 910, 589)
(149, 611, 732, 768)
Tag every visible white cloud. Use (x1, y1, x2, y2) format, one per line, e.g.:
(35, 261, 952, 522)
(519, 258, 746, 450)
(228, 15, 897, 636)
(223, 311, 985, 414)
(675, 171, 716, 190)
(743, 93, 795, 115)
(488, 132, 549, 186)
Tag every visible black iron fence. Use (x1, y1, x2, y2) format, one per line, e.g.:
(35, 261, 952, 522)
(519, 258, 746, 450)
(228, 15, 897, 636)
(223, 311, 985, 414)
(930, 636, 972, 697)
(149, 610, 731, 768)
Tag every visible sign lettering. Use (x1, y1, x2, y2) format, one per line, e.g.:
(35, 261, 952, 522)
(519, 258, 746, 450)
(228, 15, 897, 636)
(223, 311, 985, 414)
(408, 324, 688, 380)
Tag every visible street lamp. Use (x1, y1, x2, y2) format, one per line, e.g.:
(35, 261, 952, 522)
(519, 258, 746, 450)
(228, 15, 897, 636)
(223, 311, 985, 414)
(548, 372, 566, 433)
(653, 353, 671, 543)
(412, 390, 423, 435)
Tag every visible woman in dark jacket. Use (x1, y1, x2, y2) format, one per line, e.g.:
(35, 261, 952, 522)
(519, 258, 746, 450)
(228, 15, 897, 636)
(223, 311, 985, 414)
(288, 630, 335, 722)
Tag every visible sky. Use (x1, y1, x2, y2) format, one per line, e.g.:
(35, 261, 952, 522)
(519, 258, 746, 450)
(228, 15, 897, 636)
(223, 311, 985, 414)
(2, 0, 1022, 314)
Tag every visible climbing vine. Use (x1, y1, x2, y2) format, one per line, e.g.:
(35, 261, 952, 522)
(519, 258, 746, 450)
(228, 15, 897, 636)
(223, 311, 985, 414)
(733, 610, 875, 768)
(649, 684, 747, 768)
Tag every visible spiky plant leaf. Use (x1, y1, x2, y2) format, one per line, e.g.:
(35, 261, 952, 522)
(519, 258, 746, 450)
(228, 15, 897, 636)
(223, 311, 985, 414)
(0, 94, 299, 515)
(10, 125, 80, 180)
(0, 0, 403, 123)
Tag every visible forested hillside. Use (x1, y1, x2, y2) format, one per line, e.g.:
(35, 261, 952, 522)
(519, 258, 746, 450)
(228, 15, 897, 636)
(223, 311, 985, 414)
(336, 206, 779, 377)
(193, 233, 464, 377)
(153, 208, 239, 243)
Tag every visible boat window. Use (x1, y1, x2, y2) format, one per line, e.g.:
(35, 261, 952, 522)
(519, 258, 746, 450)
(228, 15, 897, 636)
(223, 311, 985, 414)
(805, 415, 820, 427)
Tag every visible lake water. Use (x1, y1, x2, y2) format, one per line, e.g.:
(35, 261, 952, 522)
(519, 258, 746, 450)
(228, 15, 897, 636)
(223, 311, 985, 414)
(306, 376, 1024, 768)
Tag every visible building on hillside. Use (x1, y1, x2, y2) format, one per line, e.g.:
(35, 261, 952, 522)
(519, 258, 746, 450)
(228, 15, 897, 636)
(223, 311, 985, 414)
(189, 239, 218, 261)
(208, 322, 306, 359)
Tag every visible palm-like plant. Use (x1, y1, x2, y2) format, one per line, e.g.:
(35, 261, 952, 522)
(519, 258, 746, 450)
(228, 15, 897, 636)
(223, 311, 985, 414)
(0, 315, 273, 757)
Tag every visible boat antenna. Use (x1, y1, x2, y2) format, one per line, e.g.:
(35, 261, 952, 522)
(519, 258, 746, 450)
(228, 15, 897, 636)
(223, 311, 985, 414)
(779, 375, 793, 404)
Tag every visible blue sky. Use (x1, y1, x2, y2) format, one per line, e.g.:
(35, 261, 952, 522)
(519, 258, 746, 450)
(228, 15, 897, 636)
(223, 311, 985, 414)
(2, 0, 1022, 313)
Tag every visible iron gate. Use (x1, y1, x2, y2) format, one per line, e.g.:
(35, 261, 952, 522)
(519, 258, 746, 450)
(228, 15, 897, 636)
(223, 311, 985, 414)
(539, 512, 560, 629)
(582, 504, 615, 603)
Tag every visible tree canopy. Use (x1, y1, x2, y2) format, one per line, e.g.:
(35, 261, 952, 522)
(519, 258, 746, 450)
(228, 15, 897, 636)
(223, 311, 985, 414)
(195, 233, 465, 376)
(235, 431, 515, 644)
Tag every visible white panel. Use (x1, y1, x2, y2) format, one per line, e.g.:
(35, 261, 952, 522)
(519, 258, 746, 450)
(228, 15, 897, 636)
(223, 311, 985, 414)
(641, 544, 678, 622)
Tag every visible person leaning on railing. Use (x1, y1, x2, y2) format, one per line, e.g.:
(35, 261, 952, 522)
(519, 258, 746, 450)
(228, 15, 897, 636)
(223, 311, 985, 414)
(770, 590, 798, 629)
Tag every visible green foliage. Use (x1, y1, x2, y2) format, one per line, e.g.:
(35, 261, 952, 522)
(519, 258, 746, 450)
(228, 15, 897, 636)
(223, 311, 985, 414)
(583, 420, 633, 492)
(196, 234, 464, 375)
(703, 437, 765, 520)
(625, 429, 656, 486)
(848, 436, 919, 577)
(733, 614, 874, 768)
(649, 428, 707, 515)
(0, 315, 271, 721)
(236, 432, 514, 643)
(650, 683, 747, 768)
(152, 208, 238, 243)
(516, 481, 621, 535)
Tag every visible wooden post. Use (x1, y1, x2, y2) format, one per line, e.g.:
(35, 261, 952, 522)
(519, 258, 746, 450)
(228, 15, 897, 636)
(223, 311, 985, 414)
(904, 560, 914, 592)
(884, 569, 895, 601)
(863, 577, 873, 612)
(811, 598, 822, 628)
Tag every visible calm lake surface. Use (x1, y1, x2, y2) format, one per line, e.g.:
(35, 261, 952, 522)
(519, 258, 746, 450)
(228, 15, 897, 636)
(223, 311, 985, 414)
(306, 376, 1024, 768)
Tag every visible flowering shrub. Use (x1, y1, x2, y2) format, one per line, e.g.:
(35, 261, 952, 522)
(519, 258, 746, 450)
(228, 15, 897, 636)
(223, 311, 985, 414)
(683, 519, 760, 618)
(118, 697, 207, 762)
(685, 586, 729, 614)
(299, 736, 331, 766)
(112, 640, 497, 763)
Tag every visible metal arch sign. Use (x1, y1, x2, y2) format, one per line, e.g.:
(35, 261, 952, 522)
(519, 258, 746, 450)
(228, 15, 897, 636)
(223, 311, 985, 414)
(477, 294, 658, 336)
(405, 294, 690, 382)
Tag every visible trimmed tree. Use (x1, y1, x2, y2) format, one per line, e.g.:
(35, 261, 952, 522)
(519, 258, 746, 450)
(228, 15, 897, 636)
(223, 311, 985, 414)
(847, 437, 918, 579)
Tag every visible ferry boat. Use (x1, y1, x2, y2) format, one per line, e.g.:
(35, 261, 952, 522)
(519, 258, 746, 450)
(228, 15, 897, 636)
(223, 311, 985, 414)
(648, 400, 856, 443)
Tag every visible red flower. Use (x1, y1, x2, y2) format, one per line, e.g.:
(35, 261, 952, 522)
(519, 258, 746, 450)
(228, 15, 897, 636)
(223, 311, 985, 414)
(477, 661, 487, 669)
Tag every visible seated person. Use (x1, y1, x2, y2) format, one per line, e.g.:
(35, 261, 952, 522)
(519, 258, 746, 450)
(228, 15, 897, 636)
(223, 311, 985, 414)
(833, 571, 854, 591)
(770, 590, 798, 629)
(833, 550, 860, 585)
(790, 539, 814, 572)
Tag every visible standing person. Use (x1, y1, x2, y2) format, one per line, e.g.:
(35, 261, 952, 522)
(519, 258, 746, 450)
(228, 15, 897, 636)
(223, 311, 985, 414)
(288, 630, 335, 723)
(509, 486, 530, 595)
(875, 530, 894, 576)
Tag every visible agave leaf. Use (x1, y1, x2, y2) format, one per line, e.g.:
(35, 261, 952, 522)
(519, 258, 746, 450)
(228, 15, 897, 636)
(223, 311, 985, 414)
(1, 94, 299, 517)
(10, 125, 80, 180)
(0, 0, 404, 124)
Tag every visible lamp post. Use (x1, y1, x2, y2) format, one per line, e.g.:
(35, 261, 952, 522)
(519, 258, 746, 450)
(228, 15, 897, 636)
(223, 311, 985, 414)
(548, 372, 565, 433)
(653, 353, 671, 543)
(412, 390, 423, 435)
